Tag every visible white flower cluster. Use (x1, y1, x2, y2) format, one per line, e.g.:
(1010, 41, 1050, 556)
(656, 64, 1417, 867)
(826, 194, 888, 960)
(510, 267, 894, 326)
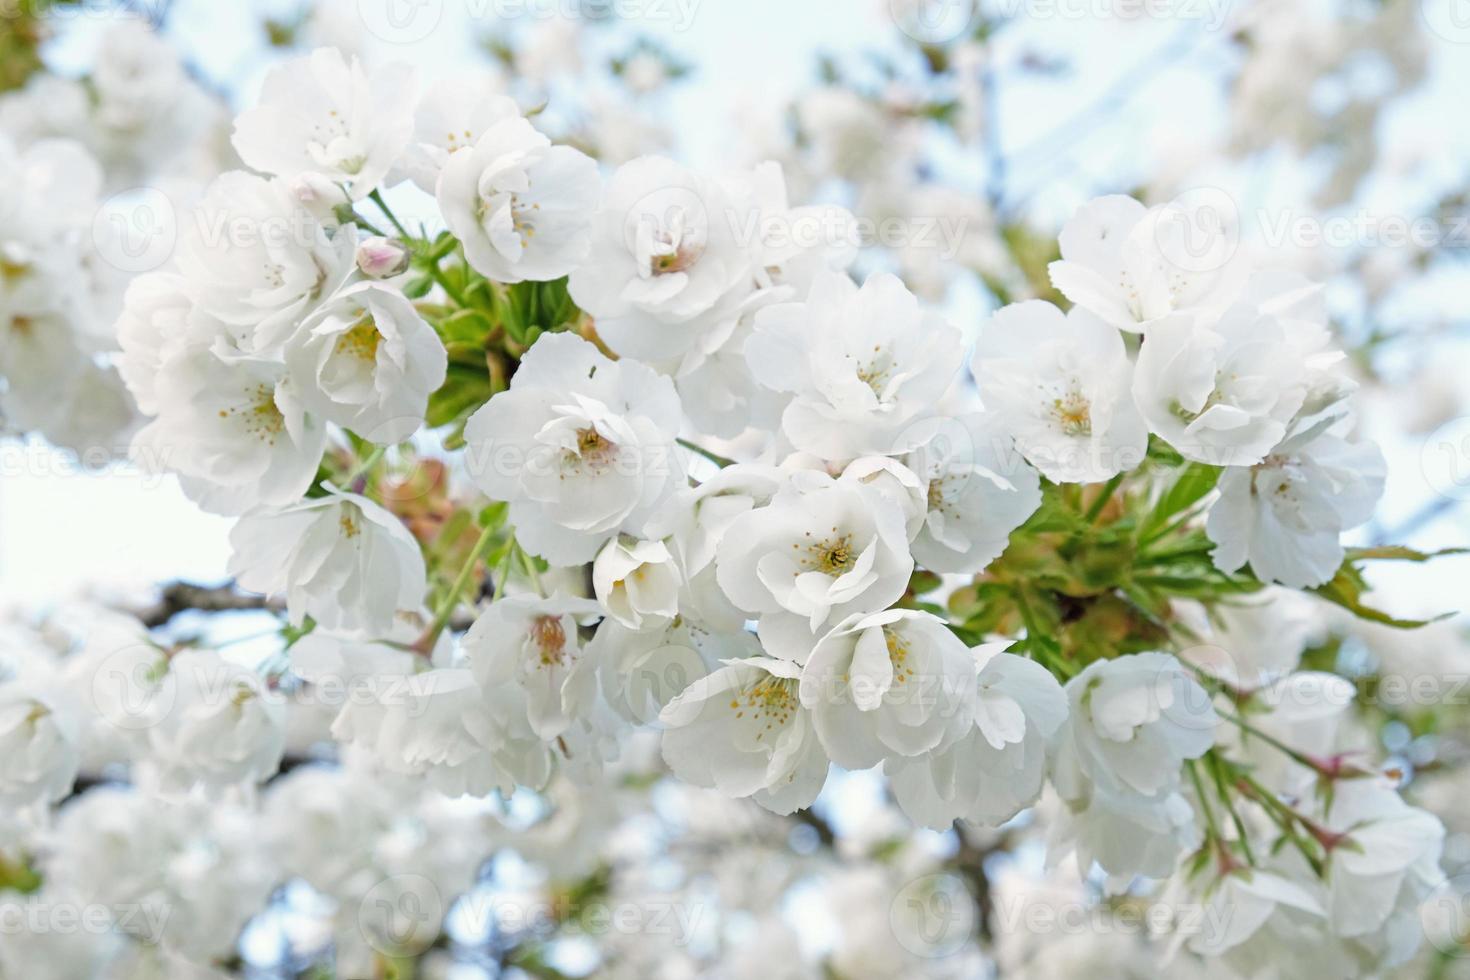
(83, 44, 1445, 979)
(0, 21, 230, 458)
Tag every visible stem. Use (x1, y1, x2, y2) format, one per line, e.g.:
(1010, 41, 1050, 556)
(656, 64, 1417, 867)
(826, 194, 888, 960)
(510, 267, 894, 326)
(1011, 588, 1076, 678)
(1083, 473, 1124, 523)
(370, 189, 413, 241)
(341, 445, 386, 491)
(677, 437, 735, 469)
(415, 523, 497, 654)
(1135, 541, 1215, 566)
(349, 212, 388, 237)
(518, 544, 546, 598)
(1217, 707, 1325, 774)
(1207, 751, 1256, 865)
(427, 262, 469, 307)
(1187, 760, 1222, 843)
(1234, 772, 1330, 875)
(490, 533, 518, 604)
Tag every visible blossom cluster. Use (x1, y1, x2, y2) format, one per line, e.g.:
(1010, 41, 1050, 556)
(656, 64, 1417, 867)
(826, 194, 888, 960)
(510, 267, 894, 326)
(2, 33, 1454, 980)
(0, 20, 231, 459)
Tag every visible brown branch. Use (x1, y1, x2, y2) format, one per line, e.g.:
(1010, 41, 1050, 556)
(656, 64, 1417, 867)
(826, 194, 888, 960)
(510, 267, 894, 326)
(132, 581, 285, 628)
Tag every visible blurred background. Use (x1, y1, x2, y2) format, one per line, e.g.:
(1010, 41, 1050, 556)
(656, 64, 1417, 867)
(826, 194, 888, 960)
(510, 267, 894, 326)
(3, 0, 1470, 977)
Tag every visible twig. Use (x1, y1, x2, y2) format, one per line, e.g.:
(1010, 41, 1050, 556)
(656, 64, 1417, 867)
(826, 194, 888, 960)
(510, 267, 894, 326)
(131, 581, 284, 628)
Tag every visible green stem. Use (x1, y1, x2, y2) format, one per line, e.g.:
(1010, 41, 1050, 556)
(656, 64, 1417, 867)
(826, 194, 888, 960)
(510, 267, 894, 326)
(427, 262, 469, 307)
(1217, 707, 1322, 773)
(417, 523, 497, 653)
(1235, 771, 1327, 876)
(1140, 506, 1205, 548)
(1187, 760, 1222, 843)
(349, 211, 388, 237)
(677, 437, 735, 469)
(518, 543, 546, 598)
(490, 534, 518, 604)
(1083, 473, 1124, 523)
(370, 189, 414, 241)
(1207, 751, 1256, 865)
(341, 445, 386, 489)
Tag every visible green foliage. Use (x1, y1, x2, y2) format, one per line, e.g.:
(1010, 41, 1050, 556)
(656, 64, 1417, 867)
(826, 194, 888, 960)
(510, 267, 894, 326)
(0, 853, 41, 894)
(1140, 462, 1220, 541)
(1310, 553, 1456, 630)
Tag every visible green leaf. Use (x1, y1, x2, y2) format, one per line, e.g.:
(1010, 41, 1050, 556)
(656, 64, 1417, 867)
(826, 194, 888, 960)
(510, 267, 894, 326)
(1310, 560, 1453, 630)
(1145, 435, 1185, 467)
(477, 502, 509, 530)
(0, 854, 41, 894)
(438, 308, 493, 345)
(1141, 462, 1220, 540)
(425, 367, 495, 429)
(1343, 545, 1469, 563)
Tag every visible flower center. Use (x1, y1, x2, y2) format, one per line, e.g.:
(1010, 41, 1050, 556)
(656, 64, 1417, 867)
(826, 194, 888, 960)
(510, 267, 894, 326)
(645, 209, 704, 276)
(573, 426, 616, 466)
(729, 676, 798, 740)
(887, 629, 915, 686)
(851, 345, 894, 398)
(0, 256, 32, 284)
(1050, 387, 1092, 436)
(803, 531, 856, 576)
(651, 243, 703, 275)
(220, 383, 286, 445)
(334, 315, 381, 362)
(530, 615, 568, 667)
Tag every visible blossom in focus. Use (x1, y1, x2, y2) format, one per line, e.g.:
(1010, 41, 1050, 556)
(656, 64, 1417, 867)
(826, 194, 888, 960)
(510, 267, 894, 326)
(227, 485, 428, 637)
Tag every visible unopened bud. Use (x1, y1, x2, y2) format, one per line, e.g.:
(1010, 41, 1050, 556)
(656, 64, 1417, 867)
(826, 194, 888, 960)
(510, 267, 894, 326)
(289, 173, 351, 224)
(356, 236, 411, 278)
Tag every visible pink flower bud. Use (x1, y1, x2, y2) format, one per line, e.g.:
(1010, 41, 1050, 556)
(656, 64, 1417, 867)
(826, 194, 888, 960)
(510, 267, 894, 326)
(289, 173, 350, 223)
(356, 236, 411, 278)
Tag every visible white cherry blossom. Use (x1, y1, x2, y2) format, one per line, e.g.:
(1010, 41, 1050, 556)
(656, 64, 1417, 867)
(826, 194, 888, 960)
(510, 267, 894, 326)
(568, 155, 759, 361)
(438, 115, 600, 283)
(715, 472, 914, 661)
(660, 656, 830, 815)
(971, 299, 1148, 483)
(887, 645, 1067, 828)
(747, 270, 962, 460)
(896, 413, 1042, 574)
(131, 346, 329, 515)
(176, 171, 357, 352)
(227, 485, 428, 636)
(1048, 194, 1248, 332)
(285, 281, 447, 443)
(592, 536, 682, 632)
(462, 332, 684, 565)
(1206, 430, 1384, 588)
(232, 49, 416, 200)
(1133, 303, 1331, 467)
(397, 70, 518, 194)
(798, 609, 977, 771)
